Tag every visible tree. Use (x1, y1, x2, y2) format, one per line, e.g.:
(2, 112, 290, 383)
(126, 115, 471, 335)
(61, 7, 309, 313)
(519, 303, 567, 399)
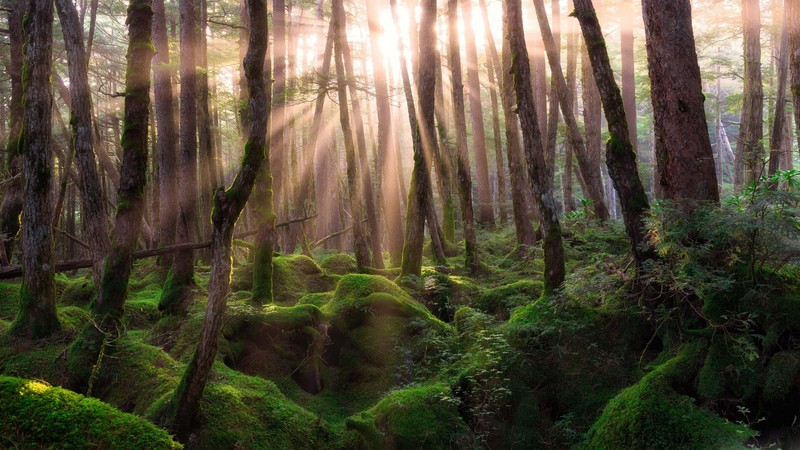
(620, 0, 637, 155)
(55, 0, 111, 282)
(788, 0, 800, 151)
(447, 0, 479, 273)
(462, 0, 494, 226)
(10, 0, 60, 338)
(505, 0, 565, 293)
(161, 0, 199, 315)
(167, 0, 269, 435)
(641, 0, 719, 210)
(573, 0, 654, 266)
(734, 0, 764, 189)
(768, 1, 789, 179)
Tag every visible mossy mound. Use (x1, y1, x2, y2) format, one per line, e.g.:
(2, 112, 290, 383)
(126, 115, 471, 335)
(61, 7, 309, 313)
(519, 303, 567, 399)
(0, 282, 19, 321)
(125, 286, 164, 328)
(230, 254, 336, 304)
(0, 376, 181, 449)
(320, 253, 358, 275)
(345, 383, 473, 449)
(583, 344, 754, 450)
(57, 274, 96, 306)
(476, 280, 542, 318)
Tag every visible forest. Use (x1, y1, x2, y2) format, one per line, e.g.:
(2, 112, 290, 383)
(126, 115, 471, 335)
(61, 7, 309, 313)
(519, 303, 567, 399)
(0, 0, 799, 448)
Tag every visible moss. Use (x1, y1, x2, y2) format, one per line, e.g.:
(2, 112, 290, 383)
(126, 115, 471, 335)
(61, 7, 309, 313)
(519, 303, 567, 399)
(0, 282, 20, 321)
(345, 383, 473, 449)
(0, 376, 181, 449)
(0, 332, 70, 386)
(320, 253, 359, 275)
(57, 275, 96, 306)
(697, 337, 760, 401)
(232, 254, 336, 305)
(158, 269, 194, 316)
(125, 287, 163, 328)
(298, 292, 334, 308)
(763, 351, 800, 402)
(476, 280, 542, 318)
(57, 306, 92, 333)
(583, 344, 754, 450)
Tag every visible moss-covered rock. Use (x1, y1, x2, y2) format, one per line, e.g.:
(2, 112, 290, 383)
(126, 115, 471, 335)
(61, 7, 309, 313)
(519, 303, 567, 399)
(0, 376, 181, 449)
(230, 254, 336, 304)
(763, 351, 800, 402)
(320, 253, 358, 275)
(476, 280, 542, 318)
(345, 383, 473, 449)
(583, 344, 754, 450)
(0, 282, 19, 321)
(57, 275, 96, 306)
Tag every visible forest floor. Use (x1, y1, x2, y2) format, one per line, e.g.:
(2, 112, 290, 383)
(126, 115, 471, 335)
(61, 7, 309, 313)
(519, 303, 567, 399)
(0, 218, 799, 449)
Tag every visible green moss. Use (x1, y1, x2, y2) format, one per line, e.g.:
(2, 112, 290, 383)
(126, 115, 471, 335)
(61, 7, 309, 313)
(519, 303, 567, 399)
(0, 376, 181, 449)
(298, 292, 334, 308)
(232, 255, 336, 304)
(345, 383, 473, 449)
(158, 269, 195, 316)
(57, 275, 96, 306)
(125, 287, 163, 328)
(763, 351, 800, 402)
(320, 253, 359, 275)
(0, 282, 20, 321)
(697, 337, 760, 401)
(57, 306, 91, 333)
(583, 344, 754, 450)
(476, 280, 542, 317)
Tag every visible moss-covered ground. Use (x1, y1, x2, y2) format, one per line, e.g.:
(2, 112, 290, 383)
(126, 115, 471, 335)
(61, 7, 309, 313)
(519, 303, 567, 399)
(1, 221, 798, 448)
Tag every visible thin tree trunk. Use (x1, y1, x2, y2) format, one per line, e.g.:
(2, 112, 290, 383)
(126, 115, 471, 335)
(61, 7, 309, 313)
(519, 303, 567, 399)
(621, 0, 637, 155)
(734, 0, 764, 189)
(447, 0, 479, 273)
(768, 1, 790, 178)
(574, 0, 654, 266)
(197, 0, 216, 249)
(462, 0, 495, 226)
(563, 0, 577, 213)
(544, 0, 560, 182)
(790, 0, 800, 154)
(11, 0, 60, 339)
(168, 0, 268, 436)
(505, 0, 565, 293)
(641, 0, 720, 210)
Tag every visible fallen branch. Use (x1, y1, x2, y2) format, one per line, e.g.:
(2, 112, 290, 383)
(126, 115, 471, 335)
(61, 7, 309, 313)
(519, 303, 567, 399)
(0, 215, 319, 279)
(310, 226, 352, 249)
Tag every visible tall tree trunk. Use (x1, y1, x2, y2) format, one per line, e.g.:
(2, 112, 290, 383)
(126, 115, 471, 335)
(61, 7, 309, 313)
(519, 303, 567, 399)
(641, 0, 720, 210)
(161, 0, 199, 315)
(55, 0, 111, 283)
(197, 0, 216, 249)
(168, 0, 268, 436)
(152, 0, 178, 261)
(501, 15, 538, 248)
(573, 0, 654, 266)
(462, 0, 494, 226)
(447, 0, 479, 273)
(768, 1, 789, 178)
(333, 0, 372, 269)
(531, 0, 609, 220)
(563, 0, 577, 213)
(790, 0, 800, 153)
(366, 0, 404, 267)
(0, 0, 24, 262)
(505, 0, 565, 293)
(544, 0, 560, 182)
(11, 0, 60, 339)
(620, 0, 637, 155)
(271, 0, 287, 227)
(734, 0, 764, 189)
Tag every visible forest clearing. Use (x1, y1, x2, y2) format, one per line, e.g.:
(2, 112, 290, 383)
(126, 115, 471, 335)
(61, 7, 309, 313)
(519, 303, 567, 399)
(0, 0, 799, 448)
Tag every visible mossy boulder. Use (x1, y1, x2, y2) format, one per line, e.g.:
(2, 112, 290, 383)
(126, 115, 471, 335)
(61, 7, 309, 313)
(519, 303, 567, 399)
(230, 254, 336, 304)
(476, 280, 542, 318)
(583, 344, 754, 450)
(0, 282, 19, 321)
(345, 383, 473, 449)
(57, 275, 96, 306)
(0, 376, 181, 449)
(320, 253, 358, 275)
(763, 351, 800, 402)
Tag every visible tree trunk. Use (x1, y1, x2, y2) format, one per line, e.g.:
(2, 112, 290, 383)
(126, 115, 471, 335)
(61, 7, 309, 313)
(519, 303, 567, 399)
(10, 0, 60, 339)
(532, 0, 609, 220)
(462, 0, 495, 226)
(501, 15, 538, 248)
(366, 0, 404, 267)
(333, 0, 372, 269)
(505, 0, 565, 293)
(563, 0, 577, 213)
(790, 0, 800, 153)
(168, 0, 268, 436)
(573, 0, 654, 266)
(152, 0, 178, 262)
(161, 0, 199, 315)
(734, 0, 764, 190)
(641, 0, 720, 210)
(197, 0, 216, 250)
(0, 0, 24, 262)
(621, 0, 637, 155)
(55, 0, 111, 283)
(768, 1, 789, 178)
(544, 0, 560, 183)
(447, 0, 479, 273)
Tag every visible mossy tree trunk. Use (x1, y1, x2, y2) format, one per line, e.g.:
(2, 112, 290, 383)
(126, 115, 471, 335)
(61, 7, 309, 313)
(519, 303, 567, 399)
(504, 0, 566, 293)
(152, 0, 178, 265)
(161, 0, 199, 315)
(563, 0, 578, 214)
(54, 0, 111, 283)
(0, 0, 24, 262)
(11, 0, 60, 339)
(531, 0, 609, 221)
(641, 0, 720, 211)
(446, 0, 479, 273)
(573, 0, 655, 267)
(767, 7, 789, 179)
(168, 0, 268, 436)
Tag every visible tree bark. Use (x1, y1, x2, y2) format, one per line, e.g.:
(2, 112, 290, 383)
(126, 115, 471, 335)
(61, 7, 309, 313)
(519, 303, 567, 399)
(641, 0, 720, 210)
(790, 0, 800, 154)
(621, 0, 637, 155)
(10, 0, 61, 339)
(162, 0, 199, 315)
(462, 0, 495, 226)
(563, 0, 577, 213)
(734, 0, 764, 189)
(168, 0, 268, 436)
(55, 0, 111, 283)
(768, 0, 790, 178)
(505, 0, 565, 293)
(573, 0, 654, 266)
(447, 0, 479, 273)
